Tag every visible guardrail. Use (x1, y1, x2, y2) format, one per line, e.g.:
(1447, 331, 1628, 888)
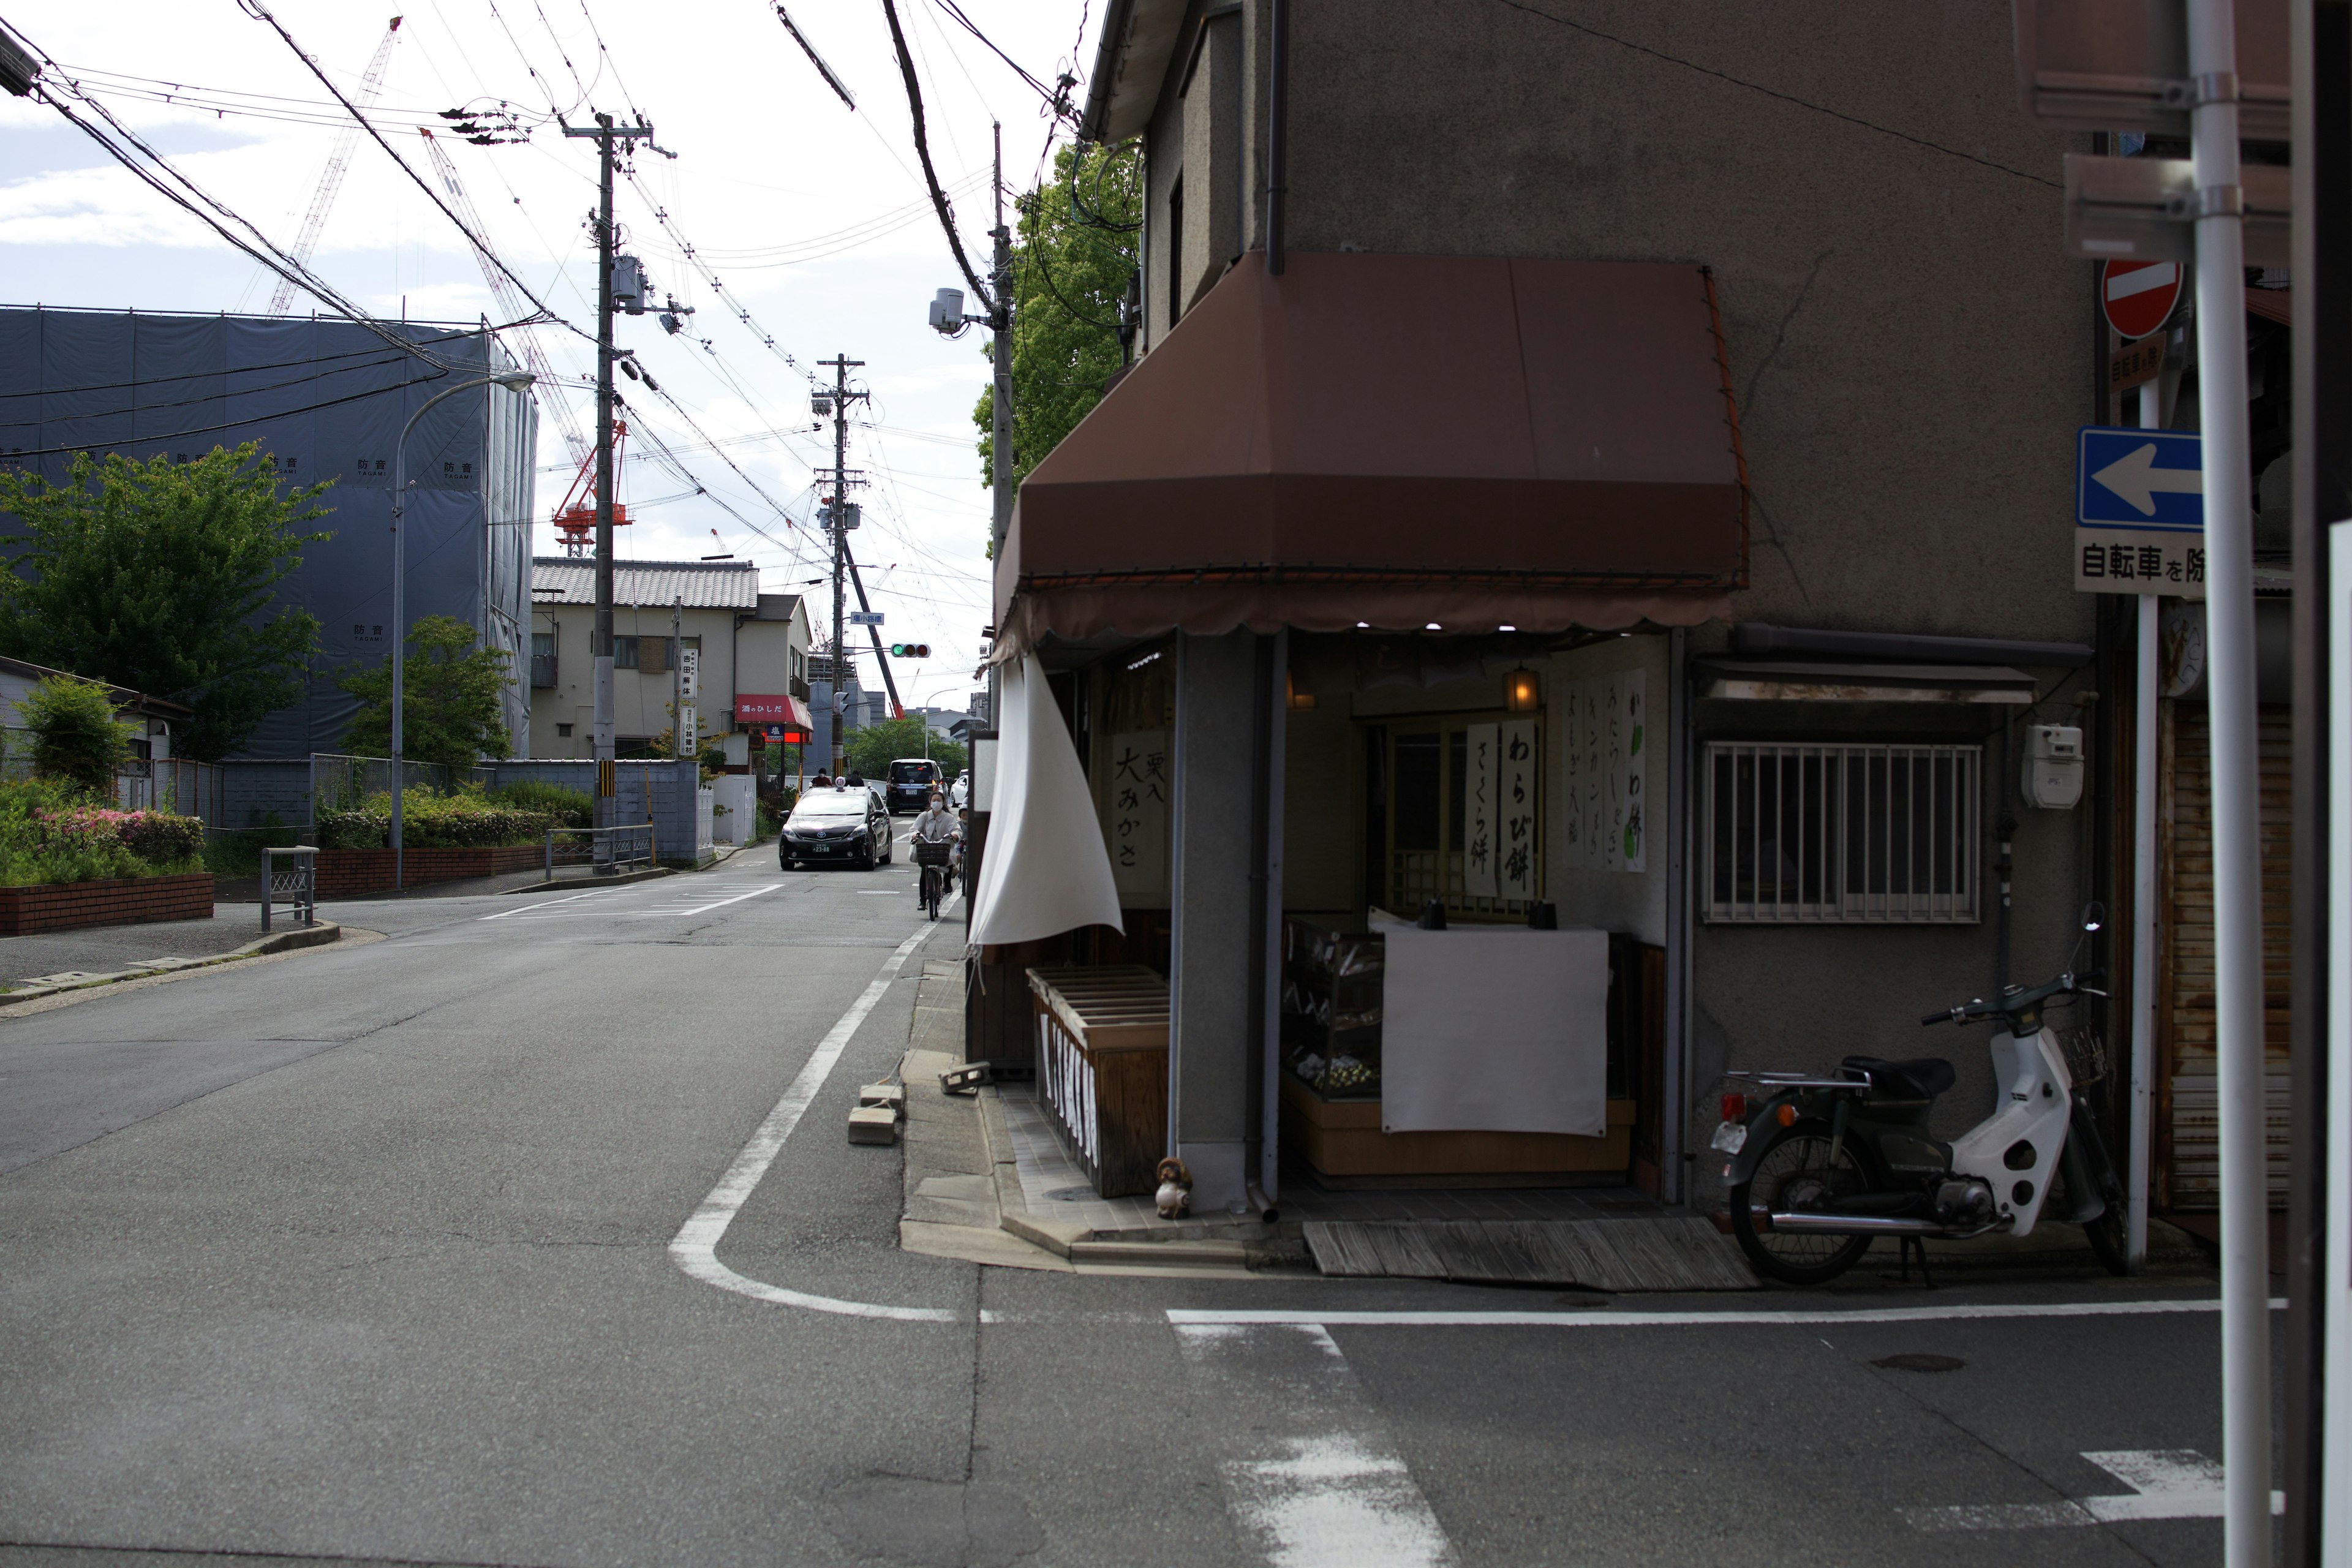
(260, 846, 318, 932)
(544, 824, 657, 881)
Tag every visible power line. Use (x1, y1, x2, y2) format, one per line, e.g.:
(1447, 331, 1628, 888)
(879, 0, 995, 314)
(239, 0, 598, 339)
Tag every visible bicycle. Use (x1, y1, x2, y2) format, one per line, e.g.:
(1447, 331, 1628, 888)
(913, 839, 952, 921)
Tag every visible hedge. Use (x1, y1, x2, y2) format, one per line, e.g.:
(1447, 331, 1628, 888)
(316, 791, 557, 850)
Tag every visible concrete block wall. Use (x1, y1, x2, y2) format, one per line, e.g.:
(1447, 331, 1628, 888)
(217, 761, 313, 836)
(490, 760, 704, 864)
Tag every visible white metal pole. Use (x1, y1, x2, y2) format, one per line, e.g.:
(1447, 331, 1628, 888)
(2130, 383, 2162, 1272)
(2182, 0, 2273, 1558)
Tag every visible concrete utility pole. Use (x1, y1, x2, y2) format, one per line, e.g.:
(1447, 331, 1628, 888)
(987, 122, 1012, 736)
(813, 355, 870, 779)
(561, 111, 657, 852)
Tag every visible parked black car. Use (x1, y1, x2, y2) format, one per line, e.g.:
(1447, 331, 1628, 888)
(780, 786, 894, 870)
(884, 757, 944, 815)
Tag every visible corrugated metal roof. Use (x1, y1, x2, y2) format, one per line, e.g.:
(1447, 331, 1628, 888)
(531, 557, 760, 610)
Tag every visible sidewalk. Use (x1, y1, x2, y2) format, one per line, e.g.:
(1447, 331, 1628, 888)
(0, 909, 298, 987)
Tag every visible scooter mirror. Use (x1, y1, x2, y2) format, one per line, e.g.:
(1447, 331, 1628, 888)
(2081, 900, 2105, 934)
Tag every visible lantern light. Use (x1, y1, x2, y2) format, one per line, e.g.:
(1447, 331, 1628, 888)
(1504, 666, 1540, 713)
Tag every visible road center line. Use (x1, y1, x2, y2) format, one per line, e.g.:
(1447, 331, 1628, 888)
(667, 922, 960, 1322)
(639, 883, 785, 917)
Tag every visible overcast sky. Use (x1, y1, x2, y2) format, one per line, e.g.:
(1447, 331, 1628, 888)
(0, 0, 1100, 712)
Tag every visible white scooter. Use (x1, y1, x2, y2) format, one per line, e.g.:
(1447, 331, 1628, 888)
(1715, 918, 2126, 1285)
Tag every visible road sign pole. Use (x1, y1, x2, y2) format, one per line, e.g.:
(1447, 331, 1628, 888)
(2180, 0, 2273, 1560)
(2130, 381, 2162, 1276)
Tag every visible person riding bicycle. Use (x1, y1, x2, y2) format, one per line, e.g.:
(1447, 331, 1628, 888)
(912, 793, 960, 894)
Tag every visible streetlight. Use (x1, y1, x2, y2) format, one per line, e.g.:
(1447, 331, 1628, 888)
(389, 368, 534, 889)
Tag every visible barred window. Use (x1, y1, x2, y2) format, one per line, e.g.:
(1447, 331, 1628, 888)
(1703, 743, 1981, 923)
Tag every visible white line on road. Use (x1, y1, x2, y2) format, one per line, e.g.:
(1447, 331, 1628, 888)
(476, 888, 619, 921)
(1904, 1449, 2283, 1531)
(668, 922, 962, 1323)
(1178, 1323, 1458, 1567)
(1168, 1297, 2286, 1330)
(639, 883, 785, 916)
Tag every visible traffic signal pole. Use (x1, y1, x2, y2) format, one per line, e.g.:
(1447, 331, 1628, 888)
(843, 541, 902, 715)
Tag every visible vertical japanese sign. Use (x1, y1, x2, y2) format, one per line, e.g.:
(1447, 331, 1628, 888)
(1498, 718, 1539, 901)
(1464, 722, 1499, 899)
(1106, 729, 1169, 900)
(677, 647, 699, 755)
(1560, 670, 1646, 873)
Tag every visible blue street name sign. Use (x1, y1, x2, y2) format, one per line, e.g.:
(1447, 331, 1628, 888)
(847, 609, 884, 627)
(2076, 425, 2204, 532)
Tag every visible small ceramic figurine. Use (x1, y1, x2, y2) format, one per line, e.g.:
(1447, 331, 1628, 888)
(1155, 1156, 1193, 1219)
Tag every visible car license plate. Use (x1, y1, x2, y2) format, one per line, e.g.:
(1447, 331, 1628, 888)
(1709, 1120, 1747, 1155)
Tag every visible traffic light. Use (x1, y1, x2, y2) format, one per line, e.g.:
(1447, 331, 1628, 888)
(888, 642, 931, 658)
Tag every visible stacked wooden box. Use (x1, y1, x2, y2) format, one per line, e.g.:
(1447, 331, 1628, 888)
(1025, 965, 1169, 1198)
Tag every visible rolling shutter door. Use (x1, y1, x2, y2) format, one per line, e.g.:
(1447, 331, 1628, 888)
(2161, 704, 2292, 1210)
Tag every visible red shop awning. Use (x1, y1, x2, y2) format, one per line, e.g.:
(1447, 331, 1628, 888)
(995, 249, 1749, 654)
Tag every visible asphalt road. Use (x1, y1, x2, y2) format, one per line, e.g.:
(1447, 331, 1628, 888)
(0, 831, 2283, 1567)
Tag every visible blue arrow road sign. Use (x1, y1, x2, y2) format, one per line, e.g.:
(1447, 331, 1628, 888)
(2077, 426, 2204, 532)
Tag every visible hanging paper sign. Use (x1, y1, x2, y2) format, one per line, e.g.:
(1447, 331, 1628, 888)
(1498, 718, 1540, 901)
(1462, 722, 1500, 899)
(1561, 670, 1646, 873)
(1105, 729, 1169, 900)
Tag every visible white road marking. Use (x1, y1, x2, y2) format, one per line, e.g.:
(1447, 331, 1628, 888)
(476, 888, 619, 920)
(1169, 1297, 2285, 1330)
(1178, 1323, 1457, 1567)
(639, 882, 785, 916)
(1904, 1449, 2284, 1531)
(668, 922, 967, 1322)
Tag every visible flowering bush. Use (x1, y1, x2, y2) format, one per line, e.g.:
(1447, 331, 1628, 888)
(0, 780, 205, 885)
(315, 790, 556, 850)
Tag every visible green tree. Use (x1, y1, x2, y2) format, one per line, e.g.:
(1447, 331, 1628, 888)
(845, 715, 965, 782)
(974, 141, 1142, 518)
(0, 443, 331, 760)
(338, 614, 514, 772)
(17, 673, 130, 797)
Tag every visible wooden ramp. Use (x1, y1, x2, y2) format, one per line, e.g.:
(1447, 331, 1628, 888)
(1303, 1218, 1758, 1292)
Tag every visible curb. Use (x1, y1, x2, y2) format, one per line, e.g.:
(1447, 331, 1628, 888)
(0, 921, 346, 1005)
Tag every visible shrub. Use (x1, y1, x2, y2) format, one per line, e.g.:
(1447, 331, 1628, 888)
(0, 780, 205, 884)
(488, 778, 592, 829)
(18, 674, 129, 796)
(314, 790, 556, 851)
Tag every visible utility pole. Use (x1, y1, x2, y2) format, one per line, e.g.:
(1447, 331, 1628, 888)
(562, 111, 658, 857)
(813, 354, 870, 780)
(987, 121, 1012, 737)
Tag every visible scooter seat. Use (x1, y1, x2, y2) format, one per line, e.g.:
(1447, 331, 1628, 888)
(1840, 1055, 1956, 1099)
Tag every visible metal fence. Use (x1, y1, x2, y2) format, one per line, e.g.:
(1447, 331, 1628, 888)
(260, 846, 317, 932)
(0, 729, 232, 831)
(544, 824, 656, 881)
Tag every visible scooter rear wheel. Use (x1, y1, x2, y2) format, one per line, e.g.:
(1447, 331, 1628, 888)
(1728, 1123, 1877, 1287)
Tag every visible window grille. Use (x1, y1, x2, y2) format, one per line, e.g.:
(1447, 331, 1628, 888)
(1703, 743, 1980, 923)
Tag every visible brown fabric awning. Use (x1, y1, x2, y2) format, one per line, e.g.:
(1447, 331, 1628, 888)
(995, 249, 1749, 654)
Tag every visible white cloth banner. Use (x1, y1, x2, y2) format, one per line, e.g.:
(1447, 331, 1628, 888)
(1371, 913, 1609, 1136)
(1560, 669, 1647, 873)
(968, 654, 1125, 946)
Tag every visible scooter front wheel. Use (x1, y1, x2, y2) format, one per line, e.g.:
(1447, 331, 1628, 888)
(1728, 1122, 1877, 1287)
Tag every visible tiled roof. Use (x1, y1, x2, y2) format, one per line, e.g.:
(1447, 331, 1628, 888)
(531, 557, 760, 610)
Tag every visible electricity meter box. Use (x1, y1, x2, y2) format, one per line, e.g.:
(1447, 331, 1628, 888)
(2022, 724, 2084, 810)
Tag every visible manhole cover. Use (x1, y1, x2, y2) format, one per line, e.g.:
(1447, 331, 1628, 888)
(1044, 1186, 1093, 1203)
(1873, 1352, 1966, 1373)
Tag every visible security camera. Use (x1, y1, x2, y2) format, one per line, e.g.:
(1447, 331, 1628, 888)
(928, 287, 965, 334)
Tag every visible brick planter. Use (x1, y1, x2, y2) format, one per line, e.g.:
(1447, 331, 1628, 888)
(0, 872, 214, 936)
(315, 845, 547, 898)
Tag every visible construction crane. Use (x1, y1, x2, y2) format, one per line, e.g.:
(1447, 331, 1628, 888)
(550, 418, 630, 556)
(415, 126, 590, 468)
(266, 17, 404, 317)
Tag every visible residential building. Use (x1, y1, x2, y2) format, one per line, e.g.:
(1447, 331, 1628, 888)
(527, 557, 811, 758)
(976, 2, 2130, 1219)
(0, 307, 536, 755)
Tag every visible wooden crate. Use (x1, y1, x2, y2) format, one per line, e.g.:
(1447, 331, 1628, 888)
(1281, 1073, 1634, 1180)
(1027, 965, 1170, 1198)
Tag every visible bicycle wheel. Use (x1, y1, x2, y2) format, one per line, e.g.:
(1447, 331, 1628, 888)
(1728, 1122, 1877, 1286)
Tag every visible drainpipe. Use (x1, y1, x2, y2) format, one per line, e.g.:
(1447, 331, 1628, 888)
(1266, 0, 1287, 275)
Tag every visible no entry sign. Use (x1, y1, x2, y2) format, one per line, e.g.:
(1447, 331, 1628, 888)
(2101, 260, 2181, 341)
